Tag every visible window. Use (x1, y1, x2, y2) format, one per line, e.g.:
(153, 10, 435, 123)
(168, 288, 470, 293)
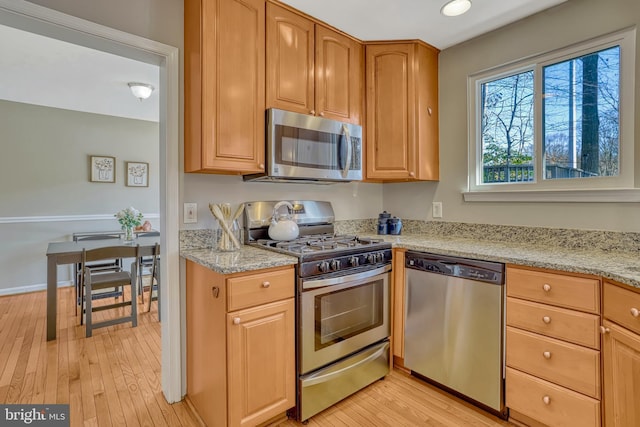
(467, 28, 635, 200)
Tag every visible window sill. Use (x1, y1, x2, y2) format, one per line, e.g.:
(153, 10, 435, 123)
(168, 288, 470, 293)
(462, 188, 640, 203)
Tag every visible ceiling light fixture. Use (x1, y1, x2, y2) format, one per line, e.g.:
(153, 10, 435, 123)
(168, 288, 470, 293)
(441, 0, 472, 17)
(128, 82, 155, 101)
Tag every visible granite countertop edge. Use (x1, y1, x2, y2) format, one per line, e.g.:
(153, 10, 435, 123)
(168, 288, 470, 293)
(180, 233, 640, 289)
(181, 246, 297, 275)
(375, 233, 640, 289)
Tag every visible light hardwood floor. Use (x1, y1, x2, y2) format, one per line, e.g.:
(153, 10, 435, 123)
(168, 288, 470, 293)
(0, 287, 513, 427)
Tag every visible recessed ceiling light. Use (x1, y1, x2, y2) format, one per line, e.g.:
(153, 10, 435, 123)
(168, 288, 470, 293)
(441, 0, 472, 17)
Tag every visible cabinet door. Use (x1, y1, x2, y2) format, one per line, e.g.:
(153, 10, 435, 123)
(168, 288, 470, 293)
(315, 25, 363, 124)
(602, 320, 640, 427)
(365, 43, 415, 180)
(185, 0, 265, 174)
(186, 260, 227, 427)
(227, 298, 295, 426)
(266, 3, 315, 115)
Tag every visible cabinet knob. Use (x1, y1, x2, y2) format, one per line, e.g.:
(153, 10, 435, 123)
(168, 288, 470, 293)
(258, 163, 265, 169)
(600, 326, 610, 334)
(310, 110, 316, 115)
(542, 316, 551, 324)
(211, 286, 220, 298)
(233, 317, 241, 325)
(542, 395, 551, 405)
(542, 283, 552, 292)
(319, 112, 325, 117)
(543, 351, 552, 359)
(262, 281, 270, 288)
(409, 171, 415, 177)
(631, 307, 640, 318)
(427, 107, 433, 116)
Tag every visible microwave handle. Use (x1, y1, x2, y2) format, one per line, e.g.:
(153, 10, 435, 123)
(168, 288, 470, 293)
(340, 124, 352, 179)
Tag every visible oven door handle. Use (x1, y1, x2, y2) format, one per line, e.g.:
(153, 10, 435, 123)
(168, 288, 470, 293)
(303, 264, 391, 290)
(302, 341, 389, 387)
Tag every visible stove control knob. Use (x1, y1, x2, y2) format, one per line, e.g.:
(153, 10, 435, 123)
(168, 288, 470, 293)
(377, 252, 385, 263)
(330, 259, 341, 271)
(350, 256, 360, 267)
(366, 253, 377, 264)
(318, 261, 330, 273)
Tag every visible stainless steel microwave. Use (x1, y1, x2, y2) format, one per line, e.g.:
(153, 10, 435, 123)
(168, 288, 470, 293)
(243, 108, 363, 183)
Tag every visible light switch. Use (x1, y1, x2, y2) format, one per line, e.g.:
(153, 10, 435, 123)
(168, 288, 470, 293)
(184, 203, 197, 223)
(432, 202, 443, 218)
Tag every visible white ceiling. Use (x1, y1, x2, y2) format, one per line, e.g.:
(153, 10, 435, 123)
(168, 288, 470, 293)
(0, 24, 159, 122)
(281, 0, 568, 50)
(0, 0, 567, 122)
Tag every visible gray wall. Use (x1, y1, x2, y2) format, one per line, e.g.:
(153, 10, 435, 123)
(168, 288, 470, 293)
(20, 0, 640, 239)
(0, 100, 159, 291)
(385, 0, 640, 232)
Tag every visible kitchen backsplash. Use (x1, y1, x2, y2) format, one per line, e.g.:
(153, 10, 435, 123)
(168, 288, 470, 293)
(335, 219, 640, 253)
(181, 220, 640, 253)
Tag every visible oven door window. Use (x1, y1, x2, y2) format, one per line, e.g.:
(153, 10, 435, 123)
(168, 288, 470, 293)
(314, 280, 384, 350)
(275, 125, 361, 171)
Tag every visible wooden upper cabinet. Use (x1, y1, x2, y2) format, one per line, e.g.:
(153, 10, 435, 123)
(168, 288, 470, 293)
(184, 0, 265, 174)
(315, 24, 363, 124)
(365, 41, 439, 181)
(266, 3, 363, 124)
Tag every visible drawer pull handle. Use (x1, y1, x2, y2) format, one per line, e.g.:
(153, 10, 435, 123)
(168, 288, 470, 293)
(233, 317, 241, 325)
(542, 395, 551, 405)
(542, 316, 551, 324)
(600, 326, 610, 334)
(262, 281, 271, 288)
(542, 283, 551, 292)
(543, 351, 552, 359)
(631, 307, 640, 318)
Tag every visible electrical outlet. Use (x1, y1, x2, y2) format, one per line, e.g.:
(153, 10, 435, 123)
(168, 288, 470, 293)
(432, 202, 443, 218)
(184, 203, 197, 223)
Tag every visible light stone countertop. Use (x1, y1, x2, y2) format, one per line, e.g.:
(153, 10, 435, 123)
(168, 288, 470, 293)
(181, 245, 297, 275)
(368, 233, 640, 289)
(180, 226, 640, 289)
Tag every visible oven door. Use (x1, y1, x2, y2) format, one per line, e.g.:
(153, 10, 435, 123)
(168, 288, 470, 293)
(300, 265, 391, 374)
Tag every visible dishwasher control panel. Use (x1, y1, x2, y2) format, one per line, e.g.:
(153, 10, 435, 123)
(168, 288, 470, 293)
(405, 251, 504, 285)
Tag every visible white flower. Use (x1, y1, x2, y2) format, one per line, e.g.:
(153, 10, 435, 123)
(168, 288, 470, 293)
(114, 206, 144, 228)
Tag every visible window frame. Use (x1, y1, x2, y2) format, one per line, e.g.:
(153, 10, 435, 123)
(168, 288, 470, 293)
(465, 28, 636, 201)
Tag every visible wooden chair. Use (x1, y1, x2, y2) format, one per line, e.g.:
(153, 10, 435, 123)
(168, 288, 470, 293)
(82, 244, 139, 337)
(73, 233, 122, 315)
(134, 243, 160, 320)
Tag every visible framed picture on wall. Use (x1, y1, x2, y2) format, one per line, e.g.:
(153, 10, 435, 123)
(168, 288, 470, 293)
(89, 155, 116, 183)
(126, 161, 149, 187)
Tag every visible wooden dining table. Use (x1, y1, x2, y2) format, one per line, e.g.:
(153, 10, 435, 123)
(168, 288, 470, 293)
(45, 235, 160, 341)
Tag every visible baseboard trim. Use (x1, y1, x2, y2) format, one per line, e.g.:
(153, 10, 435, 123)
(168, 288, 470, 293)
(0, 281, 73, 296)
(0, 213, 160, 224)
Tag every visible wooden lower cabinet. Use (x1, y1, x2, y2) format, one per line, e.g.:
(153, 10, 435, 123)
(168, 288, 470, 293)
(392, 248, 406, 362)
(506, 266, 601, 427)
(186, 260, 295, 426)
(602, 280, 640, 427)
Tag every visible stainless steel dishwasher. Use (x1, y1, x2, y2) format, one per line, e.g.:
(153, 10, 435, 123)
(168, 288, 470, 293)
(403, 251, 507, 418)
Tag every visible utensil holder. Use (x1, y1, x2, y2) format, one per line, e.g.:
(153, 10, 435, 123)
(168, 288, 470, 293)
(212, 218, 242, 252)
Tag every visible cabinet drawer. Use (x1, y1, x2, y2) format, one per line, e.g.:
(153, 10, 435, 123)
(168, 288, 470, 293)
(506, 327, 600, 398)
(507, 297, 600, 349)
(227, 268, 294, 311)
(604, 281, 640, 335)
(506, 367, 600, 427)
(507, 267, 600, 313)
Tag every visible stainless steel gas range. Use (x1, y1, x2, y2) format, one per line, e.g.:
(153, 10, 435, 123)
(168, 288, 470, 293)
(244, 201, 391, 422)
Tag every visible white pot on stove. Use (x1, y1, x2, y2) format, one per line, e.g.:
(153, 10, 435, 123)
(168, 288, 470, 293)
(268, 201, 300, 241)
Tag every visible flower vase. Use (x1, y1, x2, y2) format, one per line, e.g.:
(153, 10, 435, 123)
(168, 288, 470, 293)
(122, 226, 135, 242)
